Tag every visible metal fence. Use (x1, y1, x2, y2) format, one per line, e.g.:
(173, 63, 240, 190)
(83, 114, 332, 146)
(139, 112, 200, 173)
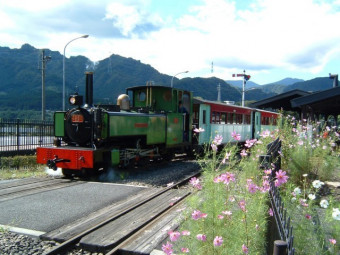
(260, 138, 295, 255)
(0, 118, 54, 157)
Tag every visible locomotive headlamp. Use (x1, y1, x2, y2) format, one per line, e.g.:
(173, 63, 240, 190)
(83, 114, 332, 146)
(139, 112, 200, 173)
(69, 95, 83, 106)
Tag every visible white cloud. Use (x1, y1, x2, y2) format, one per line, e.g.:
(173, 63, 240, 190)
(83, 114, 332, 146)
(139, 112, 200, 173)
(1, 0, 340, 83)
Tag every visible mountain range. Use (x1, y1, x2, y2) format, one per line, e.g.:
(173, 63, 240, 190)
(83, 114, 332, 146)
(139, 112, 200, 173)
(0, 44, 337, 119)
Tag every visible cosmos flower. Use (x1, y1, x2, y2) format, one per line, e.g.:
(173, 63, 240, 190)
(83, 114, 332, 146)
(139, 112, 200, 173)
(320, 199, 329, 208)
(193, 127, 205, 133)
(275, 170, 289, 186)
(308, 194, 316, 200)
(162, 242, 173, 255)
(293, 187, 301, 195)
(332, 208, 340, 220)
(242, 244, 249, 254)
(213, 134, 223, 145)
(268, 208, 274, 216)
(240, 149, 248, 157)
(196, 234, 207, 241)
(329, 239, 337, 245)
(168, 230, 181, 242)
(231, 131, 241, 141)
(181, 247, 189, 253)
(181, 230, 190, 236)
(222, 151, 231, 164)
(189, 177, 202, 190)
(312, 180, 324, 189)
(213, 236, 223, 246)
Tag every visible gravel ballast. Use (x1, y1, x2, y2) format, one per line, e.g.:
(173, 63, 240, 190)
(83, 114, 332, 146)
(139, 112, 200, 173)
(0, 159, 200, 255)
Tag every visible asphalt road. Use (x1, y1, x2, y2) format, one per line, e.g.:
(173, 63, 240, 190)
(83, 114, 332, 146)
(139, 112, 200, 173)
(0, 181, 146, 234)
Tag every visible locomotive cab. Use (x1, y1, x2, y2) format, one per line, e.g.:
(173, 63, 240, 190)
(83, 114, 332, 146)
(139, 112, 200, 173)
(126, 85, 192, 114)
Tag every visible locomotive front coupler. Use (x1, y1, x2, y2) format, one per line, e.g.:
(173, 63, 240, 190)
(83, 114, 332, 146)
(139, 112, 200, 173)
(47, 155, 70, 171)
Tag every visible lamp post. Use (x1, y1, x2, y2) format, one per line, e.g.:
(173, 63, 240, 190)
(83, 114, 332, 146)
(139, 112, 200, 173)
(171, 70, 189, 88)
(63, 34, 89, 111)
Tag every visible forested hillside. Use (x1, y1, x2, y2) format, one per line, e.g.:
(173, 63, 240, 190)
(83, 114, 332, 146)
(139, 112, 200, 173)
(0, 44, 337, 119)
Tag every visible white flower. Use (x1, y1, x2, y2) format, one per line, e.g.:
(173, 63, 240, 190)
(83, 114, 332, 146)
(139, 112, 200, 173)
(308, 194, 316, 200)
(332, 208, 340, 220)
(291, 197, 297, 202)
(302, 174, 308, 177)
(320, 199, 329, 208)
(293, 187, 301, 195)
(312, 180, 324, 189)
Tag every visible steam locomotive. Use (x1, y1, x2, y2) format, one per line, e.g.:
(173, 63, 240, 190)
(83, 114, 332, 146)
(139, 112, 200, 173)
(36, 72, 279, 177)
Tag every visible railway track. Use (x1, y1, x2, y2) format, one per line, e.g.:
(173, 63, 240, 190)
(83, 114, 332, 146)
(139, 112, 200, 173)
(43, 171, 199, 255)
(0, 177, 83, 202)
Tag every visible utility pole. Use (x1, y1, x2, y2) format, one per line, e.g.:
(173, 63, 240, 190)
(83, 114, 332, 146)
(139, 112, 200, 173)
(40, 49, 51, 121)
(217, 83, 221, 102)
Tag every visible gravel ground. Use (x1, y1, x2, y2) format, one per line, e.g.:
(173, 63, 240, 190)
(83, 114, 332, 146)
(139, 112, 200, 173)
(0, 158, 200, 255)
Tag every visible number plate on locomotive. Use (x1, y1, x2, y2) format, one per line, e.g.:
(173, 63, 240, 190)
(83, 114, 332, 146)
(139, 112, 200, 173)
(72, 114, 84, 123)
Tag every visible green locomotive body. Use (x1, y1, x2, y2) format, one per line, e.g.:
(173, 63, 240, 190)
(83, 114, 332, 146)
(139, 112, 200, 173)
(37, 72, 193, 176)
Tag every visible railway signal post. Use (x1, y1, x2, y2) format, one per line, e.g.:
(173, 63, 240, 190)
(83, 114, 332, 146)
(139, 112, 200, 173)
(232, 70, 251, 107)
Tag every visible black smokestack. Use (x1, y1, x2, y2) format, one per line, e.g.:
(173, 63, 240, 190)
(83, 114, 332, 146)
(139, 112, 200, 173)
(85, 72, 93, 107)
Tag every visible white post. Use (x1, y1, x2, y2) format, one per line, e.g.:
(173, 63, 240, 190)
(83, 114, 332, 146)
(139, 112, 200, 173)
(62, 35, 89, 111)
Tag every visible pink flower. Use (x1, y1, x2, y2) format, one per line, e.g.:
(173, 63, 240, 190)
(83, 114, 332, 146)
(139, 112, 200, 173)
(305, 214, 312, 220)
(297, 140, 304, 146)
(189, 177, 202, 190)
(214, 175, 224, 183)
(232, 131, 241, 141)
(193, 127, 205, 133)
(300, 199, 308, 207)
(196, 234, 207, 241)
(162, 242, 173, 255)
(240, 149, 248, 157)
(168, 230, 181, 242)
(329, 238, 337, 245)
(260, 130, 270, 138)
(191, 210, 207, 220)
(181, 230, 190, 236)
(217, 214, 224, 219)
(181, 247, 190, 253)
(211, 143, 218, 152)
(222, 151, 231, 164)
(275, 170, 289, 186)
(239, 200, 247, 212)
(213, 134, 223, 145)
(192, 210, 202, 220)
(221, 172, 236, 185)
(269, 208, 274, 216)
(245, 139, 257, 148)
(247, 182, 258, 193)
(264, 169, 272, 175)
(261, 179, 270, 193)
(213, 236, 223, 246)
(222, 210, 232, 216)
(242, 244, 249, 254)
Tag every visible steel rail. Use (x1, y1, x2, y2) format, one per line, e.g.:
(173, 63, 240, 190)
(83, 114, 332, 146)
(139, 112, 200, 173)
(43, 170, 200, 255)
(105, 193, 191, 255)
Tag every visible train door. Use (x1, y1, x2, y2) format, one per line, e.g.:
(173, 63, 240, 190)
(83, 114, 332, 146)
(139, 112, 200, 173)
(254, 111, 261, 139)
(198, 104, 211, 144)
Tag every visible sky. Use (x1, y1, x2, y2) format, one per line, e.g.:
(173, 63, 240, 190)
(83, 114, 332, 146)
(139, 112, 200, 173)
(1, 0, 340, 85)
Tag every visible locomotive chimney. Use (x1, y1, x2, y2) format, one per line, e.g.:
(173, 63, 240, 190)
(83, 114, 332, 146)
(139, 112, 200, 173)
(85, 72, 94, 107)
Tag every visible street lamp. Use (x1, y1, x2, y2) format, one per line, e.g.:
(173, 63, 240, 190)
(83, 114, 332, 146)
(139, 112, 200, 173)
(171, 70, 189, 88)
(62, 34, 89, 111)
